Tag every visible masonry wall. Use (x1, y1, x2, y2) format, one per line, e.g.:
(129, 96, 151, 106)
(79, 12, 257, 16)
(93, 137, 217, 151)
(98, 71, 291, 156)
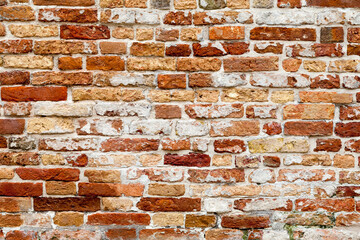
(0, 0, 359, 239)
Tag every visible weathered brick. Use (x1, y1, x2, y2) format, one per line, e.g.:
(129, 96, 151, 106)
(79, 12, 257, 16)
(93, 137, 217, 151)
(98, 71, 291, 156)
(32, 72, 91, 85)
(9, 24, 58, 37)
(188, 169, 244, 183)
(3, 56, 53, 69)
(0, 6, 35, 21)
(39, 9, 97, 23)
(209, 26, 245, 40)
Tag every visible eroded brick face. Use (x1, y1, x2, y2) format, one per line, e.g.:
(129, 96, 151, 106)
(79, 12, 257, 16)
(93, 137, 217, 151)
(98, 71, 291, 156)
(0, 0, 358, 238)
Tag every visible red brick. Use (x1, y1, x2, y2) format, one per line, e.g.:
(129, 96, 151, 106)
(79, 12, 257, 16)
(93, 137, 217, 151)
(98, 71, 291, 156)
(88, 213, 150, 225)
(34, 0, 94, 5)
(284, 121, 333, 136)
(101, 138, 159, 152)
(1, 86, 67, 102)
(295, 198, 355, 212)
(0, 119, 24, 134)
(188, 169, 245, 183)
(158, 74, 186, 89)
(15, 168, 80, 181)
(321, 27, 344, 43)
(336, 122, 360, 137)
(348, 28, 360, 43)
(130, 42, 164, 57)
(164, 153, 211, 167)
(314, 139, 342, 152)
(39, 8, 97, 23)
(306, 0, 360, 8)
(155, 105, 182, 119)
(86, 56, 125, 71)
(0, 137, 6, 148)
(0, 182, 42, 196)
(250, 27, 316, 41)
(0, 71, 30, 85)
(165, 44, 191, 56)
(224, 56, 278, 72)
(189, 73, 212, 87)
(348, 45, 360, 56)
(34, 197, 100, 211)
(106, 229, 137, 240)
(60, 25, 110, 39)
(100, 42, 127, 54)
(214, 139, 246, 153)
(0, 40, 32, 54)
(164, 11, 192, 25)
(78, 183, 144, 197)
(222, 42, 249, 55)
(58, 57, 83, 70)
(221, 215, 270, 229)
(137, 197, 201, 212)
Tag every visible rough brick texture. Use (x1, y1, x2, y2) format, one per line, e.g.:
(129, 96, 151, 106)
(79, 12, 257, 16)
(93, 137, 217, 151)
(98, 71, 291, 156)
(0, 0, 358, 238)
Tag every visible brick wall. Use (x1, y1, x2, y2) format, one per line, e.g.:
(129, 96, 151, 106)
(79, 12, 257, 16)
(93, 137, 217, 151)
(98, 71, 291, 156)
(0, 0, 359, 239)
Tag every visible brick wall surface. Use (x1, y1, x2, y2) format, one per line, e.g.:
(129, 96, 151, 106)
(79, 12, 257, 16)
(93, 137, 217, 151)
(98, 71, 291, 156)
(0, 0, 359, 239)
